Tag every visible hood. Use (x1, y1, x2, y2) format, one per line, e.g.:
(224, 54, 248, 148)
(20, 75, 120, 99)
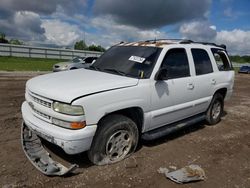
(54, 62, 72, 66)
(27, 69, 138, 103)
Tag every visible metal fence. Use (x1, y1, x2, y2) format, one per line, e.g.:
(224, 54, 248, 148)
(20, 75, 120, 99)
(0, 43, 102, 59)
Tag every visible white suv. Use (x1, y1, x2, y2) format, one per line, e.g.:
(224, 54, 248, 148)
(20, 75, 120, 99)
(21, 39, 235, 175)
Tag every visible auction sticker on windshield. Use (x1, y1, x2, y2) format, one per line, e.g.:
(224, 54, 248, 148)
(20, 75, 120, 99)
(129, 56, 145, 63)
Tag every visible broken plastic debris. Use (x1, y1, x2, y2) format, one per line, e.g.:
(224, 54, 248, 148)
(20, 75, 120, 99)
(157, 167, 169, 175)
(165, 164, 206, 184)
(169, 165, 177, 170)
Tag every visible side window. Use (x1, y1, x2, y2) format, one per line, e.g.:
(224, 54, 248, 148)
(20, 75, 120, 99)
(211, 48, 232, 71)
(85, 57, 91, 63)
(191, 49, 213, 75)
(161, 48, 190, 79)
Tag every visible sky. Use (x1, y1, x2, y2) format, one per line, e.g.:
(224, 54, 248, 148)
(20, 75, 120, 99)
(0, 0, 249, 55)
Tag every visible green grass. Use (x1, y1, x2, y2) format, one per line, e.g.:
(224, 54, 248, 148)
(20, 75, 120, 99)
(0, 56, 63, 71)
(0, 56, 243, 73)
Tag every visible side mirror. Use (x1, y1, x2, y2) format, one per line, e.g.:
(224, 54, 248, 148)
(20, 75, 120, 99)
(154, 68, 168, 80)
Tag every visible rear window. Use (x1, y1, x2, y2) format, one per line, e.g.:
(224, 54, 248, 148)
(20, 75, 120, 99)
(191, 49, 213, 75)
(211, 48, 232, 71)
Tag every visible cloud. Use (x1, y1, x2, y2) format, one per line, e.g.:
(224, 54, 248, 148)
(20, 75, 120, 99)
(41, 19, 82, 46)
(180, 20, 217, 41)
(0, 11, 45, 40)
(179, 20, 250, 55)
(216, 29, 250, 55)
(0, 0, 87, 15)
(0, 0, 87, 41)
(93, 0, 211, 29)
(89, 16, 167, 47)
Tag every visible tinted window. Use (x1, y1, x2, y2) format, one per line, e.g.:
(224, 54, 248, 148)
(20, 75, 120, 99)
(161, 48, 190, 79)
(192, 49, 213, 75)
(84, 57, 95, 63)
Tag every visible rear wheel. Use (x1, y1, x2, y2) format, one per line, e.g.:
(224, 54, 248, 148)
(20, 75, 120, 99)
(206, 93, 224, 125)
(88, 114, 139, 165)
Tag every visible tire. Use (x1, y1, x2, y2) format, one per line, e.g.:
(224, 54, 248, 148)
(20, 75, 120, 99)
(206, 93, 224, 125)
(88, 114, 139, 165)
(70, 67, 77, 70)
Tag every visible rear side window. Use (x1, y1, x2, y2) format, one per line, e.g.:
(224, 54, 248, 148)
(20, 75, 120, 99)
(211, 48, 232, 71)
(191, 49, 213, 75)
(161, 48, 190, 79)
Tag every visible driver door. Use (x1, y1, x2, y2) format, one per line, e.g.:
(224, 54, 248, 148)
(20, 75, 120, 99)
(150, 48, 195, 129)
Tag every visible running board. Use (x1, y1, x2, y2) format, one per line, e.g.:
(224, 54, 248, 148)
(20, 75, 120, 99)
(21, 123, 78, 176)
(142, 114, 205, 141)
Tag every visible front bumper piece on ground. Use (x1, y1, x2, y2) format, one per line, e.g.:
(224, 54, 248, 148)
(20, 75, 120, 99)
(21, 123, 78, 176)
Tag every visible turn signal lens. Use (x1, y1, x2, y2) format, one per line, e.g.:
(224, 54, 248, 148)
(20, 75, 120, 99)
(70, 121, 86, 129)
(52, 118, 86, 129)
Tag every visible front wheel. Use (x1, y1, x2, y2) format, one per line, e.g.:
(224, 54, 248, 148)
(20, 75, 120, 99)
(206, 93, 224, 125)
(88, 114, 139, 165)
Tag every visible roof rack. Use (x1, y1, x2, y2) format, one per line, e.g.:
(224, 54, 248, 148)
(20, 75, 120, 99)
(144, 39, 186, 43)
(179, 40, 226, 49)
(143, 39, 226, 49)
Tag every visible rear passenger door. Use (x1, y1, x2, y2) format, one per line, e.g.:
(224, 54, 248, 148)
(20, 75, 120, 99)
(189, 48, 215, 114)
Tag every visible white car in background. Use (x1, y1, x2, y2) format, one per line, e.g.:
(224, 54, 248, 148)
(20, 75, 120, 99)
(53, 56, 98, 72)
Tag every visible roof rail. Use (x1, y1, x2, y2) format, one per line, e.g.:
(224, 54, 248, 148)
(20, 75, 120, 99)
(196, 42, 227, 49)
(178, 40, 227, 49)
(144, 39, 186, 43)
(139, 39, 227, 49)
(179, 39, 194, 44)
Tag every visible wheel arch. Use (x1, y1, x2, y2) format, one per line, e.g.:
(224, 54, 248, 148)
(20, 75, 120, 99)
(214, 88, 227, 99)
(97, 107, 144, 133)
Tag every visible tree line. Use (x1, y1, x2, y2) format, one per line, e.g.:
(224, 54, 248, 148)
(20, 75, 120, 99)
(230, 55, 250, 63)
(0, 32, 106, 52)
(74, 40, 106, 52)
(0, 33, 24, 45)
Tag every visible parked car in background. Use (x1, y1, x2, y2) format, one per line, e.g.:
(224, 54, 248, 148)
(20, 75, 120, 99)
(238, 65, 250, 74)
(53, 56, 98, 72)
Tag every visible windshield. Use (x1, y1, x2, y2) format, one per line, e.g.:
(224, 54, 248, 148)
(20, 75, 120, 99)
(89, 46, 162, 78)
(72, 57, 81, 63)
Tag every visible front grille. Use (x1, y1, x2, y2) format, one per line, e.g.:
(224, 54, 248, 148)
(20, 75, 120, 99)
(30, 94, 52, 108)
(33, 108, 51, 120)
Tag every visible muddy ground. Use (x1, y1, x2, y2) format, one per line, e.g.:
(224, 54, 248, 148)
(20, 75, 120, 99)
(0, 72, 249, 188)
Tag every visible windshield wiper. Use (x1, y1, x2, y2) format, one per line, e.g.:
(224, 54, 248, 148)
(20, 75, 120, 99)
(103, 68, 127, 76)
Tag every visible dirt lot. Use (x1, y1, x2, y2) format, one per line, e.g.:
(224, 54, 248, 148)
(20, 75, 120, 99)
(0, 72, 249, 188)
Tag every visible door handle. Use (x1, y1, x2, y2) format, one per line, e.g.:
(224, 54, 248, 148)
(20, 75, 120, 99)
(187, 83, 194, 90)
(211, 79, 216, 85)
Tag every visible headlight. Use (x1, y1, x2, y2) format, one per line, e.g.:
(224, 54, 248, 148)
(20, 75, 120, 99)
(53, 102, 84, 115)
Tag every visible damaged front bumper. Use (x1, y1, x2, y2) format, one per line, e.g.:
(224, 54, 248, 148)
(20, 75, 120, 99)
(21, 123, 78, 176)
